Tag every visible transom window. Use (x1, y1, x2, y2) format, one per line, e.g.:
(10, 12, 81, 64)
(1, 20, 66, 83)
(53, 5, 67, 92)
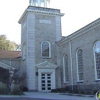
(76, 49, 84, 81)
(41, 41, 51, 58)
(63, 54, 69, 83)
(94, 41, 100, 80)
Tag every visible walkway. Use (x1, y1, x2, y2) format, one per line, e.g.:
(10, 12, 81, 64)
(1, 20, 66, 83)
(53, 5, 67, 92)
(24, 92, 96, 100)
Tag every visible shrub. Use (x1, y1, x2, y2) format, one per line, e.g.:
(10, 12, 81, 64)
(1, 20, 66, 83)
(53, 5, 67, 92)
(11, 85, 23, 95)
(0, 82, 9, 94)
(20, 86, 28, 91)
(51, 87, 67, 93)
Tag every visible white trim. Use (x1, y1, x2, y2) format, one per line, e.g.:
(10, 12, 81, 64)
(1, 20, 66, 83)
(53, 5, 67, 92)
(36, 61, 57, 69)
(18, 9, 64, 24)
(93, 41, 100, 80)
(76, 49, 79, 81)
(26, 13, 36, 90)
(38, 68, 56, 92)
(76, 49, 84, 82)
(27, 9, 64, 16)
(41, 41, 51, 58)
(69, 41, 73, 90)
(77, 80, 84, 83)
(38, 0, 41, 6)
(93, 42, 97, 80)
(44, 0, 47, 7)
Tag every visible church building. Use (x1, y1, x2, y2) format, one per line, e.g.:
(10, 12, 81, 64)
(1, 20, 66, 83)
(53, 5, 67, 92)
(18, 0, 100, 92)
(0, 0, 100, 93)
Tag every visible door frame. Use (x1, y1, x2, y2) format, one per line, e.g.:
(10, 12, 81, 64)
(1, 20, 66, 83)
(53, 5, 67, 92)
(38, 69, 56, 92)
(41, 73, 52, 92)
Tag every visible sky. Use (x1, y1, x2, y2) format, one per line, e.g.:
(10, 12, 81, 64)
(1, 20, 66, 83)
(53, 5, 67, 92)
(0, 0, 100, 44)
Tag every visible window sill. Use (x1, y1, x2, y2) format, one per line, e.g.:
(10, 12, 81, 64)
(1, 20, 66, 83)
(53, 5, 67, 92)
(64, 81, 69, 84)
(77, 80, 84, 83)
(42, 57, 51, 59)
(95, 79, 100, 81)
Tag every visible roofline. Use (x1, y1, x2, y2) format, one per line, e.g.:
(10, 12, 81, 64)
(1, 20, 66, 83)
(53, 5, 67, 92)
(57, 17, 100, 45)
(18, 6, 64, 24)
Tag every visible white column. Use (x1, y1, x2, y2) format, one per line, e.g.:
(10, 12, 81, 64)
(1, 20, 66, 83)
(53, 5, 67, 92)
(69, 40, 73, 91)
(44, 0, 47, 7)
(38, 0, 41, 6)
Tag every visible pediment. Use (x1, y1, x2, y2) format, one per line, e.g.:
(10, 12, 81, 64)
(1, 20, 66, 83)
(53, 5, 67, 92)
(36, 61, 58, 69)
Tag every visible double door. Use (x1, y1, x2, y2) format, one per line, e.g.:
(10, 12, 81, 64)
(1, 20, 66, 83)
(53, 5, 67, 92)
(41, 73, 51, 91)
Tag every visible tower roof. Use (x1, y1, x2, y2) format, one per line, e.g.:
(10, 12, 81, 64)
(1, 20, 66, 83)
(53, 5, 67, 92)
(29, 0, 50, 8)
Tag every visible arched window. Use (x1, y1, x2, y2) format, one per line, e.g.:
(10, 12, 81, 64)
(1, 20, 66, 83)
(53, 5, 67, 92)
(94, 41, 100, 80)
(76, 49, 84, 81)
(41, 41, 51, 58)
(63, 54, 69, 83)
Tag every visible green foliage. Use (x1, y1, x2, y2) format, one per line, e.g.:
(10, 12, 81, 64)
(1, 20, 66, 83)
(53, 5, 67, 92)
(12, 69, 26, 85)
(51, 88, 67, 93)
(0, 82, 9, 94)
(0, 34, 18, 50)
(11, 85, 22, 95)
(0, 67, 9, 85)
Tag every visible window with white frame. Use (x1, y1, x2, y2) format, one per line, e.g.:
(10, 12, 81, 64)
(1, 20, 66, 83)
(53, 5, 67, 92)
(94, 41, 100, 80)
(41, 41, 51, 58)
(63, 54, 69, 83)
(76, 49, 84, 81)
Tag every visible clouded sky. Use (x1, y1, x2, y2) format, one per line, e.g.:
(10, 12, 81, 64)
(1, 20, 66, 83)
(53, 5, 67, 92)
(0, 0, 100, 44)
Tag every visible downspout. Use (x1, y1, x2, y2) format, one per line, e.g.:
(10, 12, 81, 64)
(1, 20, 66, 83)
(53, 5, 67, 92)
(69, 40, 73, 91)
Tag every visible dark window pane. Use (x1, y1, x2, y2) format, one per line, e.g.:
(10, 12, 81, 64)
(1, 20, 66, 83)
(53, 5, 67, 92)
(42, 80, 45, 83)
(42, 74, 45, 76)
(48, 87, 51, 90)
(77, 49, 83, 81)
(64, 54, 69, 82)
(47, 80, 51, 83)
(42, 88, 45, 90)
(95, 41, 100, 79)
(42, 84, 45, 86)
(42, 41, 50, 57)
(47, 84, 51, 86)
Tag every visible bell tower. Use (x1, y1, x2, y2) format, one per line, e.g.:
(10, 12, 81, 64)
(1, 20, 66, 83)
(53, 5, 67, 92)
(29, 0, 50, 7)
(19, 0, 64, 91)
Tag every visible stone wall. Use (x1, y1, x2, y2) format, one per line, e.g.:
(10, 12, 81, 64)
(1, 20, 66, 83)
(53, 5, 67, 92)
(58, 20, 100, 91)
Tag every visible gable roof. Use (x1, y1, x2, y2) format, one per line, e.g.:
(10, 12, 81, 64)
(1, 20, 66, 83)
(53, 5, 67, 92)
(0, 50, 21, 58)
(57, 17, 100, 45)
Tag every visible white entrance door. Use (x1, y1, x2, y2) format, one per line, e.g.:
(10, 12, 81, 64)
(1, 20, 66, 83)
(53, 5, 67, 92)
(41, 73, 51, 91)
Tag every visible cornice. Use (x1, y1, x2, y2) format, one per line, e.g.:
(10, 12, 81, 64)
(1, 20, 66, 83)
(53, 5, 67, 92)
(18, 7, 64, 24)
(27, 9, 64, 16)
(57, 17, 100, 45)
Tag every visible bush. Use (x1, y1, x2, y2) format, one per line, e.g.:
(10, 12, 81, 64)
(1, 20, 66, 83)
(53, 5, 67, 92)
(0, 82, 9, 94)
(11, 85, 23, 95)
(20, 86, 28, 91)
(51, 88, 67, 93)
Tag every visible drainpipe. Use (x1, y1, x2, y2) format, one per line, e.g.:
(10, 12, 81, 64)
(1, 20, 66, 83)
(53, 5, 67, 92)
(69, 40, 73, 91)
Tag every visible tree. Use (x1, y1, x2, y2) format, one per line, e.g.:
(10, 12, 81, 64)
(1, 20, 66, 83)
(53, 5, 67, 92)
(0, 35, 18, 50)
